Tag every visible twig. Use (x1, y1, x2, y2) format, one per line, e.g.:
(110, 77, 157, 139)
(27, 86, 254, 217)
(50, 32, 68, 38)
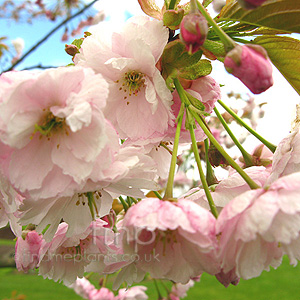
(22, 64, 58, 70)
(3, 0, 98, 73)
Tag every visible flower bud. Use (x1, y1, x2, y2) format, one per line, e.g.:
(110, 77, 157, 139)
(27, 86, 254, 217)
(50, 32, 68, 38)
(238, 0, 268, 10)
(180, 13, 208, 54)
(224, 44, 273, 94)
(65, 44, 79, 56)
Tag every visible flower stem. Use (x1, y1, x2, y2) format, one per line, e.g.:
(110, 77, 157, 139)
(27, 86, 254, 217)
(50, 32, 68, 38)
(196, 0, 235, 51)
(214, 106, 253, 167)
(169, 0, 177, 9)
(187, 111, 218, 218)
(204, 138, 219, 185)
(128, 196, 138, 204)
(159, 142, 173, 155)
(119, 196, 128, 212)
(163, 103, 184, 199)
(190, 0, 197, 12)
(153, 191, 163, 200)
(153, 279, 163, 299)
(218, 100, 276, 153)
(87, 192, 95, 220)
(189, 109, 260, 189)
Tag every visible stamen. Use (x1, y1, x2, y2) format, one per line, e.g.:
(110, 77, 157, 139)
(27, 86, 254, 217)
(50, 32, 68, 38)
(117, 70, 145, 101)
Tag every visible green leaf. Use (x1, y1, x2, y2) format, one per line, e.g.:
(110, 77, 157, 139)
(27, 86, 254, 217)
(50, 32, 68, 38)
(254, 35, 300, 95)
(71, 38, 83, 49)
(203, 0, 214, 7)
(180, 59, 212, 80)
(220, 0, 300, 34)
(163, 8, 184, 29)
(162, 40, 210, 87)
(202, 39, 226, 58)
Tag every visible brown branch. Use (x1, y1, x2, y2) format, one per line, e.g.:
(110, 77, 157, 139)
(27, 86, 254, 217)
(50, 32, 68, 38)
(21, 64, 59, 70)
(2, 0, 98, 73)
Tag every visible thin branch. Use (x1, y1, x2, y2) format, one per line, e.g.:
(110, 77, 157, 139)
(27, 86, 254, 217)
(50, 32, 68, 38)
(21, 64, 59, 70)
(3, 0, 98, 73)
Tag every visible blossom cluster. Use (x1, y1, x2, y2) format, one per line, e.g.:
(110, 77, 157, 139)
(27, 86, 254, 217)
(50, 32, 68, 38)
(0, 2, 299, 299)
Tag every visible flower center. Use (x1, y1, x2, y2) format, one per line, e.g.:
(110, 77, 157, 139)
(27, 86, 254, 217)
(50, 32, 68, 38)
(33, 110, 68, 143)
(75, 191, 102, 219)
(116, 70, 145, 104)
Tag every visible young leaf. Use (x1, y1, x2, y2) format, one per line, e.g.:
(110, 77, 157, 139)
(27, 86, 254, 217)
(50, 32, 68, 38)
(180, 59, 212, 80)
(71, 38, 83, 49)
(219, 0, 300, 34)
(162, 40, 210, 86)
(138, 0, 163, 19)
(254, 35, 300, 95)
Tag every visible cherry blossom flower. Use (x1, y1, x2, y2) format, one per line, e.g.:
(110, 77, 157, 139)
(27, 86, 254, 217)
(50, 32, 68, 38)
(0, 66, 110, 199)
(216, 172, 300, 280)
(116, 198, 219, 286)
(18, 141, 158, 242)
(116, 285, 148, 300)
(15, 230, 43, 272)
(88, 287, 115, 300)
(74, 16, 174, 140)
(39, 219, 114, 285)
(68, 277, 97, 299)
(170, 279, 195, 298)
(184, 166, 269, 212)
(267, 129, 300, 185)
(0, 172, 22, 236)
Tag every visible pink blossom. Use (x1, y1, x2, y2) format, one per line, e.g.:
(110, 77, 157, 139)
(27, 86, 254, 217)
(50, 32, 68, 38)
(18, 143, 158, 242)
(216, 172, 300, 279)
(69, 277, 97, 299)
(224, 44, 273, 94)
(116, 286, 148, 300)
(170, 280, 195, 298)
(184, 166, 269, 212)
(15, 230, 43, 272)
(38, 220, 114, 285)
(180, 13, 208, 53)
(0, 172, 22, 236)
(74, 16, 174, 140)
(267, 130, 300, 185)
(117, 198, 219, 286)
(0, 66, 110, 198)
(88, 287, 115, 300)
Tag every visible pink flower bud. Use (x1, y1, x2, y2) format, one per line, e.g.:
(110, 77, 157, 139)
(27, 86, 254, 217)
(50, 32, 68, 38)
(238, 0, 268, 9)
(224, 44, 273, 94)
(180, 13, 208, 53)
